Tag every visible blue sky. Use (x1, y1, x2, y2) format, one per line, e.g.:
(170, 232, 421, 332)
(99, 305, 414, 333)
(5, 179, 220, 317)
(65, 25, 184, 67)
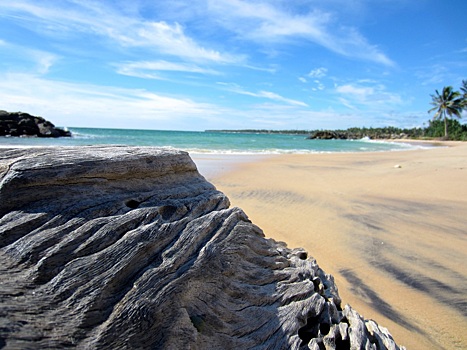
(0, 0, 466, 131)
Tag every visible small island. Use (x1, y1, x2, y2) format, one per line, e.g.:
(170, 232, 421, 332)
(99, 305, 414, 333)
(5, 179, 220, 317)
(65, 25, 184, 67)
(0, 110, 71, 138)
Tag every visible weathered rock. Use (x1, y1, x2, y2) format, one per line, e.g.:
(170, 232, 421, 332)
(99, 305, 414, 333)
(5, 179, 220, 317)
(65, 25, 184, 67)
(0, 146, 405, 349)
(0, 110, 71, 137)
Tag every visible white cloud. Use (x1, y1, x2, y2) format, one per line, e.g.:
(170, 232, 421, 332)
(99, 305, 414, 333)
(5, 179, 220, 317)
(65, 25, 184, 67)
(308, 67, 328, 78)
(115, 60, 221, 79)
(31, 51, 59, 74)
(218, 82, 308, 107)
(336, 82, 402, 108)
(0, 39, 59, 74)
(207, 0, 329, 40)
(415, 64, 451, 86)
(0, 1, 394, 67)
(337, 84, 375, 98)
(241, 103, 376, 130)
(205, 0, 394, 66)
(300, 68, 328, 88)
(312, 80, 325, 91)
(338, 97, 357, 110)
(325, 26, 394, 66)
(133, 22, 241, 63)
(0, 1, 241, 64)
(256, 91, 308, 107)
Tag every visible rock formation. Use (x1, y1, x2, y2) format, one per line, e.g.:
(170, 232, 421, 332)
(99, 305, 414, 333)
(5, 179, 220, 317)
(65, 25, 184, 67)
(307, 130, 409, 140)
(0, 146, 404, 349)
(0, 110, 71, 137)
(307, 131, 347, 140)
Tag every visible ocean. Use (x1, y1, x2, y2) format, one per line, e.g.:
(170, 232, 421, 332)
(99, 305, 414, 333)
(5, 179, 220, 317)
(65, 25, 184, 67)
(0, 127, 427, 154)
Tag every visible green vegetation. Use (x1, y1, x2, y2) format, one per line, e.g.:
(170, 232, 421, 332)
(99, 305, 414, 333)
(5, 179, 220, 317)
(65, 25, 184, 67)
(428, 84, 464, 139)
(424, 119, 467, 141)
(209, 121, 467, 141)
(461, 80, 467, 109)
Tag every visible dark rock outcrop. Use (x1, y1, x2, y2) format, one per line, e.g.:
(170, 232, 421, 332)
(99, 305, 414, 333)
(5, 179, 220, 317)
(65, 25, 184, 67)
(0, 110, 71, 137)
(307, 131, 348, 140)
(307, 130, 409, 140)
(0, 146, 404, 349)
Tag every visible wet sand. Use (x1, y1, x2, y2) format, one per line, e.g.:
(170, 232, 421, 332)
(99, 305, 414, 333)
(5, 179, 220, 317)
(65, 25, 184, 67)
(206, 143, 467, 349)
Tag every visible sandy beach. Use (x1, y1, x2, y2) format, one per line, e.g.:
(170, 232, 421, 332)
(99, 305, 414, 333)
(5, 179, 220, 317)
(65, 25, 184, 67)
(203, 142, 467, 350)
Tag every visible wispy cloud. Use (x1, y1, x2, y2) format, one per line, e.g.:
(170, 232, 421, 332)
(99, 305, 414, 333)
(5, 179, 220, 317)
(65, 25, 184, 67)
(254, 91, 308, 107)
(0, 1, 241, 64)
(336, 82, 403, 111)
(415, 64, 452, 86)
(131, 21, 241, 63)
(308, 67, 328, 78)
(0, 39, 59, 74)
(312, 80, 325, 92)
(240, 103, 383, 130)
(30, 50, 59, 74)
(115, 60, 221, 79)
(205, 0, 394, 66)
(218, 82, 308, 106)
(299, 67, 328, 90)
(0, 1, 393, 67)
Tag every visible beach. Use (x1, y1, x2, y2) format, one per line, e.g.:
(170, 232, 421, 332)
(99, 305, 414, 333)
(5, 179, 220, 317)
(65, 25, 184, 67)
(204, 142, 467, 350)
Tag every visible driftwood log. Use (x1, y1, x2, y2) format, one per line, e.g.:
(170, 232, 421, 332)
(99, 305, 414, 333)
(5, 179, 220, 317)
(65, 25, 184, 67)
(0, 146, 404, 349)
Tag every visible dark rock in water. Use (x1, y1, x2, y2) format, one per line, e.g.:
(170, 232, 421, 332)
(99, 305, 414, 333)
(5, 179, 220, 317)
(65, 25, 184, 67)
(0, 146, 405, 349)
(0, 110, 71, 137)
(307, 131, 347, 140)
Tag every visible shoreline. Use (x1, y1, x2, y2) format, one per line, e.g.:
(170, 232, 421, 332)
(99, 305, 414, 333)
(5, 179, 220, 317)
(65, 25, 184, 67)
(190, 153, 273, 180)
(209, 143, 467, 350)
(190, 139, 448, 180)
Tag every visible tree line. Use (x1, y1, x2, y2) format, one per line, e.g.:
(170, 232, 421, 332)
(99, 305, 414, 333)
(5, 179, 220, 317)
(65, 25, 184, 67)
(306, 120, 467, 141)
(322, 82, 467, 140)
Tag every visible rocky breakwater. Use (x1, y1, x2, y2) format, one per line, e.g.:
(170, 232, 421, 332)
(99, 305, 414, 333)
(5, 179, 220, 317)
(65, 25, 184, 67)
(0, 146, 404, 349)
(0, 110, 71, 137)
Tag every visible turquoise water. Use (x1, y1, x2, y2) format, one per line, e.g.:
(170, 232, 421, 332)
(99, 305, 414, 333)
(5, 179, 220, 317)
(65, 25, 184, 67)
(0, 127, 425, 154)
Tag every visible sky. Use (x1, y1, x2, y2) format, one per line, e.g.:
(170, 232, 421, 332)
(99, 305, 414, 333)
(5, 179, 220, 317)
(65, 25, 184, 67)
(0, 0, 466, 131)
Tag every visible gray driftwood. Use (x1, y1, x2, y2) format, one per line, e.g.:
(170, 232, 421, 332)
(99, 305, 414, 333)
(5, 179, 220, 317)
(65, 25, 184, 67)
(0, 146, 404, 349)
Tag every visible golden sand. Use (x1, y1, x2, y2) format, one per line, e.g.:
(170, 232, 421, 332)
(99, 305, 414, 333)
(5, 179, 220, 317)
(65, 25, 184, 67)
(209, 142, 467, 350)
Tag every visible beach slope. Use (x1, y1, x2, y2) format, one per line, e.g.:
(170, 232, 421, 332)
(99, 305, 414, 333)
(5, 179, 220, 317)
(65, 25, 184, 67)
(213, 142, 467, 350)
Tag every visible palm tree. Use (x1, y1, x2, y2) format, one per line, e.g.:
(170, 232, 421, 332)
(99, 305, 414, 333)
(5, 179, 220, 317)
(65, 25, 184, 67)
(428, 86, 463, 139)
(460, 80, 467, 109)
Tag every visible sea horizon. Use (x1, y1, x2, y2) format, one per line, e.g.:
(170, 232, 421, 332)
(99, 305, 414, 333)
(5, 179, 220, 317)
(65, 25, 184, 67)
(0, 126, 433, 155)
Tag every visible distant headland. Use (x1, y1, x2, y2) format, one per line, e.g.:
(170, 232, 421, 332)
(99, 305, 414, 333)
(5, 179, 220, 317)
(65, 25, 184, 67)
(208, 119, 467, 141)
